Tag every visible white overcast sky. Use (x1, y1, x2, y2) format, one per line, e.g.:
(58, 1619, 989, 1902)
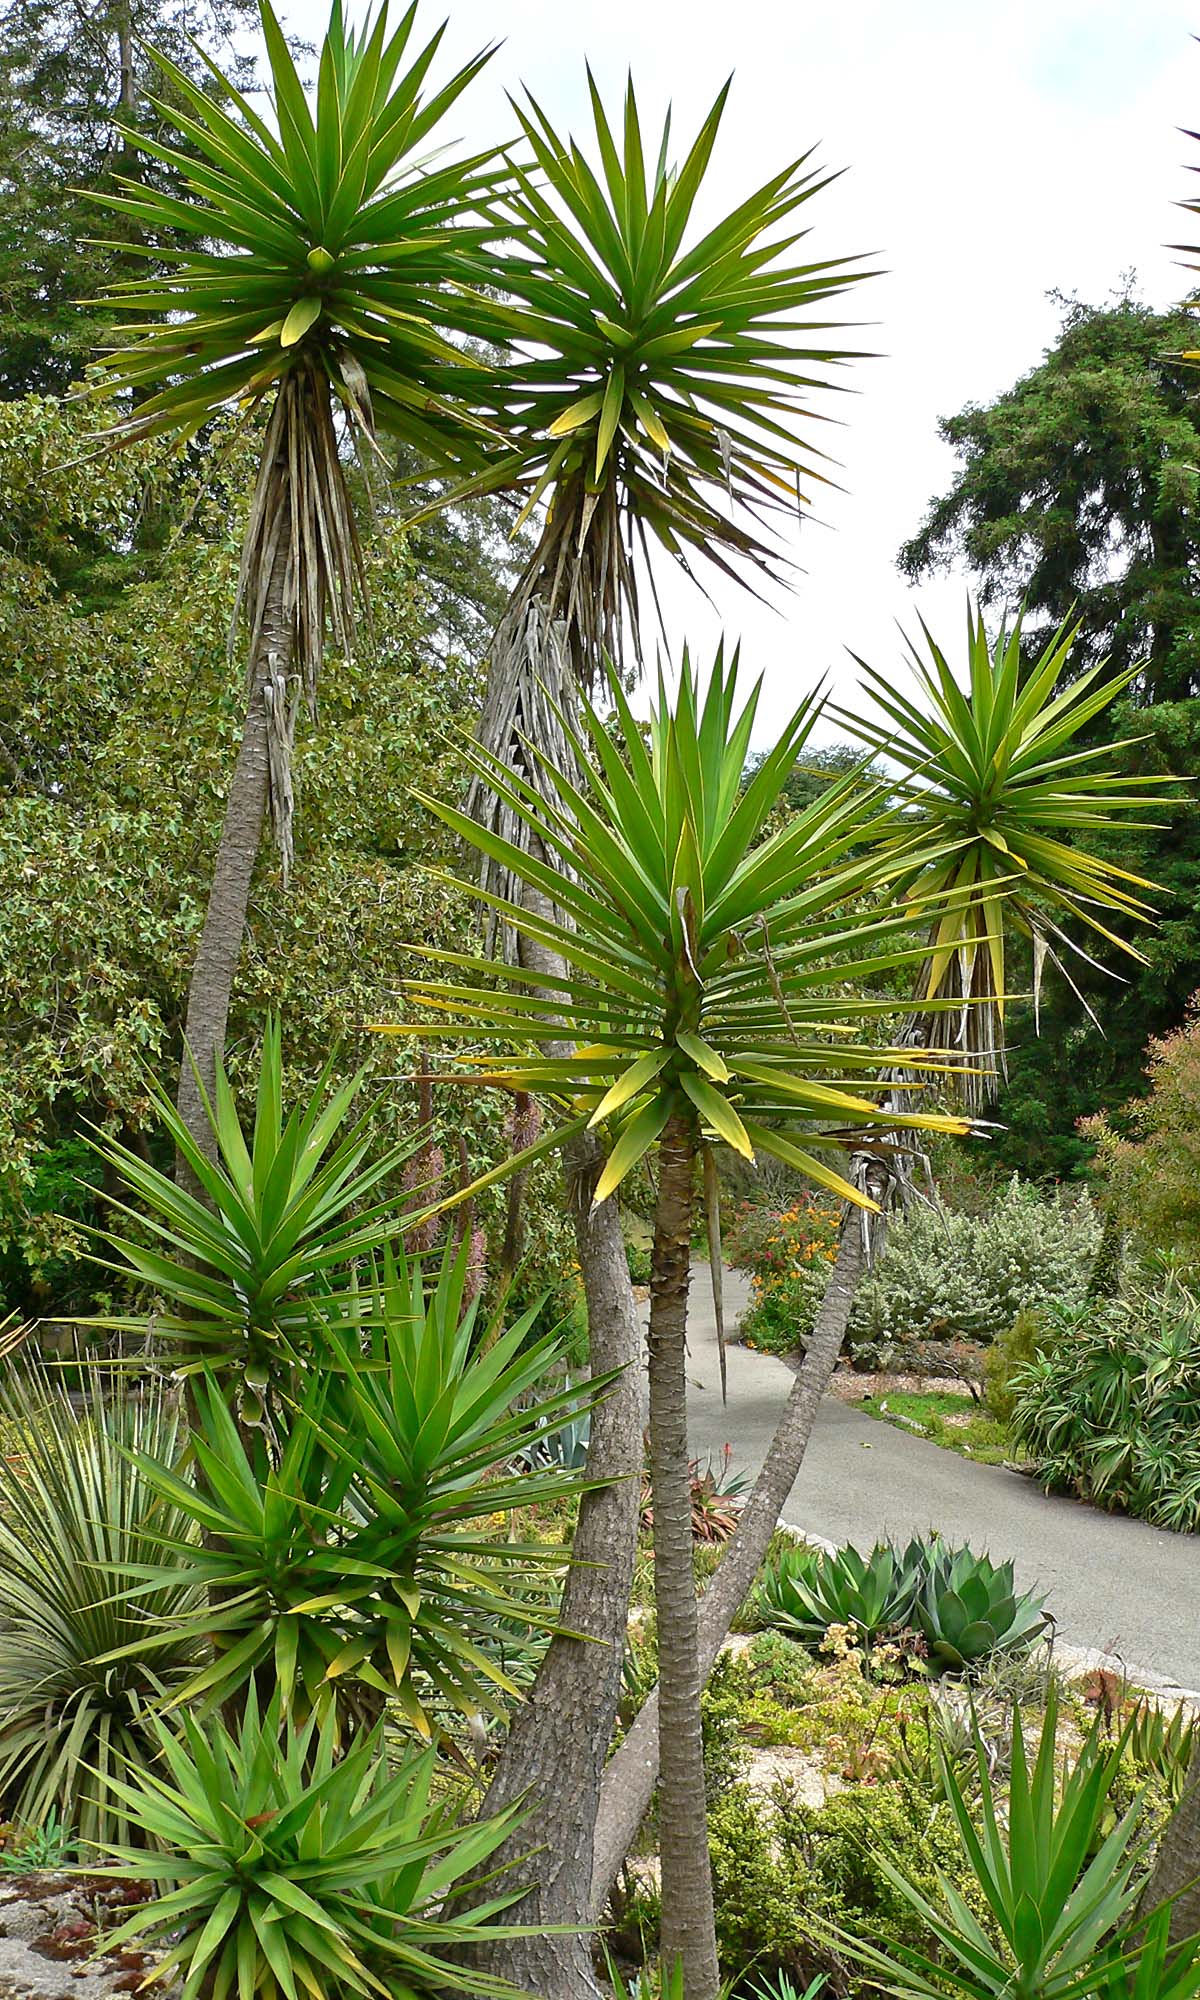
(287, 0, 1198, 745)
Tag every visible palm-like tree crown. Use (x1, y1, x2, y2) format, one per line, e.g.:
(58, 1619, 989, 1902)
(464, 77, 870, 689)
(385, 649, 968, 1209)
(89, 0, 509, 869)
(95, 0, 503, 452)
(843, 608, 1171, 1101)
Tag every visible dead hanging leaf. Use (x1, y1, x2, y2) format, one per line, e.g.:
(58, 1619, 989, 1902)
(703, 1145, 727, 1405)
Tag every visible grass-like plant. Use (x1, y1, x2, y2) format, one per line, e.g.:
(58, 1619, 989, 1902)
(0, 1352, 203, 1847)
(1010, 1273, 1200, 1533)
(100, 1691, 528, 2000)
(832, 1687, 1200, 2000)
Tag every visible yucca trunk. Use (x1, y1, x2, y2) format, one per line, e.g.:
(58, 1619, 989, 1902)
(646, 1110, 720, 2000)
(590, 1167, 887, 1915)
(175, 476, 291, 1173)
(1141, 1739, 1200, 1942)
(455, 910, 642, 2000)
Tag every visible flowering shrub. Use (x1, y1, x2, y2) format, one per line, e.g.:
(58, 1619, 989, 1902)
(728, 1179, 1099, 1365)
(726, 1197, 840, 1355)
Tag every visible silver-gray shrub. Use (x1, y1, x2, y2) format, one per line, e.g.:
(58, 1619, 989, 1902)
(849, 1175, 1099, 1353)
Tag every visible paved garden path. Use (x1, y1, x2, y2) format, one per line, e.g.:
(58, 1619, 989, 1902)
(668, 1263, 1200, 1692)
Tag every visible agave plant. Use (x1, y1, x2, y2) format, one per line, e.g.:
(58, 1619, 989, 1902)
(100, 1691, 527, 2000)
(89, 0, 508, 1147)
(832, 1687, 1200, 2000)
(89, 1018, 414, 1427)
(915, 1544, 1049, 1675)
(756, 1540, 923, 1648)
(0, 1349, 203, 1848)
(842, 609, 1168, 1104)
(115, 1235, 603, 1734)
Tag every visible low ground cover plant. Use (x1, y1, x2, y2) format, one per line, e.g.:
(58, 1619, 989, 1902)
(859, 1388, 1010, 1463)
(1011, 1271, 1200, 1532)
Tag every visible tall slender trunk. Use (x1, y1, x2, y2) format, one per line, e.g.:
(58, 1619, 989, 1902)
(1140, 1738, 1200, 1943)
(647, 1112, 720, 2000)
(591, 1200, 876, 1914)
(175, 544, 290, 1169)
(454, 916, 643, 2000)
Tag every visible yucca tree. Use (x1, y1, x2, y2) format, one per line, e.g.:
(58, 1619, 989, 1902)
(842, 608, 1163, 1102)
(90, 0, 505, 1164)
(466, 74, 869, 901)
(590, 605, 1174, 1921)
(434, 79, 871, 1988)
(384, 648, 968, 1999)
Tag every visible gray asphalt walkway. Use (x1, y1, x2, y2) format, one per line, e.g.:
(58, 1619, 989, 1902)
(669, 1263, 1200, 1691)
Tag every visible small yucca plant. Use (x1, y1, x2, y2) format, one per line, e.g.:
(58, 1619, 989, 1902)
(100, 1691, 529, 2000)
(0, 1351, 202, 1848)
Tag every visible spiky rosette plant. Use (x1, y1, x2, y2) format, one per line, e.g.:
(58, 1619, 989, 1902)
(87, 0, 507, 1152)
(842, 608, 1168, 1106)
(459, 75, 870, 914)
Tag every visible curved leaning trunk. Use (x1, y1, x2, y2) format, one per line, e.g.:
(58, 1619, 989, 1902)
(647, 1112, 720, 2000)
(175, 527, 292, 1173)
(590, 1198, 875, 1914)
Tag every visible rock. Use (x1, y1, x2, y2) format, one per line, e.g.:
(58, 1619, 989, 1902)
(0, 1874, 170, 1998)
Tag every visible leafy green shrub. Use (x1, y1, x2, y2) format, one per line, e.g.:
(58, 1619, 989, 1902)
(777, 1777, 994, 1967)
(1011, 1272, 1200, 1532)
(625, 1235, 653, 1286)
(102, 1693, 525, 2000)
(0, 1351, 203, 1846)
(1082, 994, 1200, 1274)
(849, 1177, 1099, 1358)
(984, 1305, 1050, 1423)
(758, 1537, 1048, 1676)
(708, 1784, 812, 1979)
(0, 1137, 105, 1319)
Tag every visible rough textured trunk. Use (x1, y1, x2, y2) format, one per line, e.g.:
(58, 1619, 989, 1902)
(453, 912, 643, 2000)
(591, 1203, 875, 1914)
(175, 549, 291, 1170)
(647, 1112, 720, 2000)
(1141, 1737, 1200, 1943)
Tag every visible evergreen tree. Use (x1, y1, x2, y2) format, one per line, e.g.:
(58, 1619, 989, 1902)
(901, 294, 1200, 703)
(0, 0, 263, 395)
